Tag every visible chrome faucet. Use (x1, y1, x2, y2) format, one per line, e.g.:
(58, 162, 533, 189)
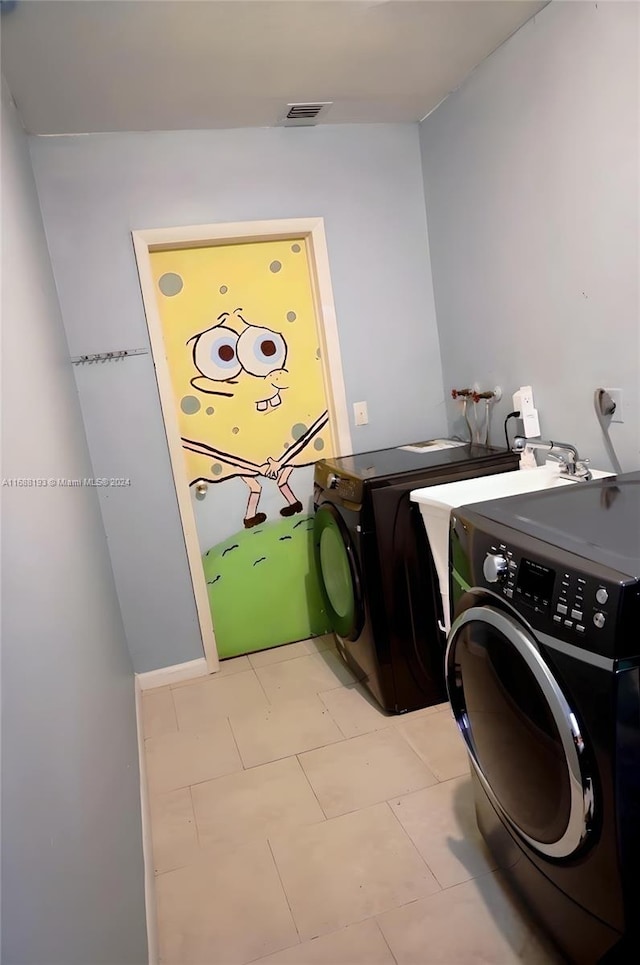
(512, 436, 592, 481)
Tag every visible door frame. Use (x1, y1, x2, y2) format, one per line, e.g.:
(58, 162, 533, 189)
(132, 218, 352, 672)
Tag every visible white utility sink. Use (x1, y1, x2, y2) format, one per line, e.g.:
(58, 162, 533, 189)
(411, 464, 613, 632)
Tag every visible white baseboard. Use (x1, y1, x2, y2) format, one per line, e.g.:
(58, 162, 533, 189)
(136, 657, 209, 691)
(134, 676, 158, 965)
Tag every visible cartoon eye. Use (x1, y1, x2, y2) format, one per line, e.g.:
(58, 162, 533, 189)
(192, 326, 242, 380)
(237, 326, 287, 377)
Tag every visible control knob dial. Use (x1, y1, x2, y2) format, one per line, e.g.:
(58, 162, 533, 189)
(483, 553, 509, 584)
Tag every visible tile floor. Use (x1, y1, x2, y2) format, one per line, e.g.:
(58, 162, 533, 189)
(142, 636, 563, 965)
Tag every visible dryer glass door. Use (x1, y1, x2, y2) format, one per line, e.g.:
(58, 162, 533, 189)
(314, 504, 364, 641)
(446, 605, 593, 859)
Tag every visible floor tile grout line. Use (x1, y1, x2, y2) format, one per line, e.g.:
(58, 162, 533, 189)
(318, 688, 403, 738)
(167, 746, 360, 798)
(226, 713, 250, 770)
(382, 723, 442, 783)
(216, 728, 347, 771)
(157, 755, 245, 796)
(266, 837, 303, 946)
(225, 688, 349, 739)
(248, 644, 315, 671)
(392, 721, 448, 783)
(297, 752, 441, 819)
(252, 647, 341, 672)
(252, 664, 275, 705)
(316, 692, 353, 740)
(372, 915, 400, 965)
(383, 813, 502, 895)
(168, 685, 181, 733)
(187, 784, 202, 849)
(169, 666, 263, 730)
(253, 678, 357, 705)
(295, 752, 330, 821)
(147, 724, 436, 796)
(172, 753, 286, 794)
(382, 799, 444, 889)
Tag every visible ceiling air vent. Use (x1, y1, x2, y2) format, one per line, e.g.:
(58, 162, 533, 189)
(280, 102, 333, 127)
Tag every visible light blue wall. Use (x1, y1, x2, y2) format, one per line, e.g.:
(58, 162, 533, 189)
(29, 124, 446, 672)
(420, 0, 639, 470)
(1, 80, 147, 964)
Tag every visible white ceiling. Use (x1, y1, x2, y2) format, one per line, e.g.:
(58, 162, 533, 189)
(1, 0, 548, 135)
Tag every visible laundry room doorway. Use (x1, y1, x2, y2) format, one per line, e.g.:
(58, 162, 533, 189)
(133, 219, 351, 669)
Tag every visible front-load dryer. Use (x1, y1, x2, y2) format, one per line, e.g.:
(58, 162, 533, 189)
(446, 473, 640, 963)
(313, 440, 519, 713)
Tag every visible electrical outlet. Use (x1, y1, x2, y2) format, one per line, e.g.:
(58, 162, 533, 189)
(512, 385, 534, 413)
(519, 385, 535, 412)
(353, 401, 369, 426)
(605, 388, 624, 423)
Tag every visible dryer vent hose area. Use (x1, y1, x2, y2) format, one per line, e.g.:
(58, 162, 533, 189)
(594, 388, 623, 474)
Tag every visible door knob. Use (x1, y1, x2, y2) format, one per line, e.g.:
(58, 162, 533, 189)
(195, 481, 209, 500)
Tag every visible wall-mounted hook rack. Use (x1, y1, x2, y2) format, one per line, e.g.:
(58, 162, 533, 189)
(71, 348, 149, 365)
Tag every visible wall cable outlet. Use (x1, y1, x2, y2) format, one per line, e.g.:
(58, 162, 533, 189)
(602, 388, 623, 423)
(353, 401, 369, 426)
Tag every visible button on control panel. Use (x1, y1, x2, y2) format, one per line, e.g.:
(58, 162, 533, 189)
(549, 563, 619, 658)
(550, 569, 616, 651)
(553, 571, 596, 633)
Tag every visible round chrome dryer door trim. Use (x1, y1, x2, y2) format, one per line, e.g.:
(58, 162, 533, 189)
(446, 605, 594, 859)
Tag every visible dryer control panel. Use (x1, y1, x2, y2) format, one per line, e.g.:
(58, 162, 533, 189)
(314, 463, 363, 506)
(475, 533, 623, 659)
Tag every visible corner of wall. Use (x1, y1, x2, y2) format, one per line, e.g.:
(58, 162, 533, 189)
(134, 677, 159, 965)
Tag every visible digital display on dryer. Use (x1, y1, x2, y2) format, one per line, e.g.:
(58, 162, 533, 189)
(516, 558, 555, 609)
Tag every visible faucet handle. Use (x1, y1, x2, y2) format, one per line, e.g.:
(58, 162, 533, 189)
(574, 459, 592, 481)
(546, 451, 570, 469)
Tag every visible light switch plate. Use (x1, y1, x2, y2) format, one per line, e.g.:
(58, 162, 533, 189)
(353, 401, 369, 426)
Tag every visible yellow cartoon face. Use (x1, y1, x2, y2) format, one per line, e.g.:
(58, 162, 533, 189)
(189, 311, 289, 413)
(150, 239, 333, 495)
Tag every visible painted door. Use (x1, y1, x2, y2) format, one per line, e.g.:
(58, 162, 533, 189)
(148, 235, 339, 659)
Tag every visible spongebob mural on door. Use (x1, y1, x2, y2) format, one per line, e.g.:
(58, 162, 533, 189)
(150, 238, 334, 658)
(182, 305, 327, 527)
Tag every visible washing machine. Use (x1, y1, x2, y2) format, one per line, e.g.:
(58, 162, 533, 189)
(446, 472, 640, 963)
(313, 440, 519, 713)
